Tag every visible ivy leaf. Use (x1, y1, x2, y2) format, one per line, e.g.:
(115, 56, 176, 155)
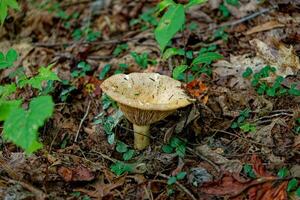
(154, 4, 185, 51)
(172, 65, 188, 80)
(192, 52, 223, 65)
(123, 149, 135, 161)
(3, 96, 54, 154)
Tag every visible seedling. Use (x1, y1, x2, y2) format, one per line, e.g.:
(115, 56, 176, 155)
(239, 123, 256, 133)
(130, 52, 156, 69)
(71, 61, 92, 78)
(0, 48, 18, 69)
(114, 63, 129, 74)
(113, 44, 129, 57)
(110, 161, 133, 176)
(277, 167, 289, 178)
(166, 171, 187, 195)
(231, 108, 251, 129)
(130, 8, 158, 31)
(116, 141, 135, 161)
(162, 137, 187, 158)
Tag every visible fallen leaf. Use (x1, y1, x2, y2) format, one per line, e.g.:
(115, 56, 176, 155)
(58, 165, 95, 182)
(245, 21, 285, 35)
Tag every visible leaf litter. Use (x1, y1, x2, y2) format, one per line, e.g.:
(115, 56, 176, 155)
(1, 0, 300, 199)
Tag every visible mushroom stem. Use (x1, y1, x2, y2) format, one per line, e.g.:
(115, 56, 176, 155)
(133, 124, 150, 150)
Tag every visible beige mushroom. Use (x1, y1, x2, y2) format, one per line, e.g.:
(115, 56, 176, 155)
(100, 73, 194, 150)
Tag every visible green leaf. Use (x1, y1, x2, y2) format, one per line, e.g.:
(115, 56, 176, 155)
(154, 4, 185, 51)
(176, 171, 187, 180)
(162, 144, 174, 153)
(162, 48, 185, 60)
(123, 149, 135, 161)
(3, 96, 54, 154)
(0, 99, 21, 121)
(242, 67, 253, 78)
(185, 0, 207, 9)
(277, 167, 289, 178)
(243, 164, 256, 178)
(116, 141, 128, 153)
(20, 66, 60, 90)
(172, 65, 188, 80)
(99, 64, 111, 80)
(192, 52, 223, 65)
(167, 176, 177, 185)
(0, 52, 4, 60)
(6, 0, 20, 10)
(176, 144, 186, 157)
(225, 0, 239, 6)
(0, 83, 17, 98)
(110, 161, 133, 176)
(170, 137, 182, 148)
(287, 178, 298, 192)
(296, 187, 300, 197)
(155, 0, 175, 14)
(6, 48, 18, 63)
(0, 1, 8, 25)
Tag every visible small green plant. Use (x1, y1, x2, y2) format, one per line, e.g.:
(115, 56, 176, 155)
(130, 8, 158, 31)
(243, 66, 300, 97)
(231, 108, 251, 129)
(287, 178, 298, 193)
(239, 123, 256, 133)
(71, 61, 92, 78)
(110, 161, 133, 176)
(0, 0, 20, 24)
(162, 137, 186, 157)
(72, 27, 101, 42)
(213, 27, 229, 42)
(114, 63, 129, 74)
(113, 44, 129, 57)
(116, 141, 135, 161)
(99, 64, 111, 80)
(277, 167, 289, 178)
(131, 52, 157, 69)
(172, 45, 223, 81)
(166, 171, 187, 195)
(243, 164, 256, 178)
(0, 49, 60, 154)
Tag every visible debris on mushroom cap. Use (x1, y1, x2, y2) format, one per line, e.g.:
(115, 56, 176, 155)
(100, 73, 194, 111)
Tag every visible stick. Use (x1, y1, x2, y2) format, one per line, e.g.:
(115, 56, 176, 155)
(74, 100, 91, 142)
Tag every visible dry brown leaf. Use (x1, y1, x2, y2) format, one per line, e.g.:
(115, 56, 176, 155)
(245, 21, 285, 35)
(58, 165, 95, 182)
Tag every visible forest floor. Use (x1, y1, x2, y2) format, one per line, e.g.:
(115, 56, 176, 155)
(0, 0, 300, 199)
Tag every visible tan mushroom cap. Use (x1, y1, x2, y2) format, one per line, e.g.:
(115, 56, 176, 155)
(100, 73, 194, 111)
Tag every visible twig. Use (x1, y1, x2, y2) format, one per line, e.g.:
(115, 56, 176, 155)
(157, 173, 197, 200)
(211, 129, 275, 148)
(74, 100, 91, 142)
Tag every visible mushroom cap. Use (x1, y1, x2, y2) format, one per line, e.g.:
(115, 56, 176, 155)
(100, 73, 194, 111)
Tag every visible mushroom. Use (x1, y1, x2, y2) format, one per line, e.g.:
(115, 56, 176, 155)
(100, 73, 194, 150)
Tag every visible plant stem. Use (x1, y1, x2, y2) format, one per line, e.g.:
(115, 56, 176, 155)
(133, 124, 150, 150)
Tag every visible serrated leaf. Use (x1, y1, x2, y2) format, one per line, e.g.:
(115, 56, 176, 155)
(6, 48, 18, 63)
(167, 176, 177, 185)
(176, 171, 187, 180)
(3, 95, 54, 154)
(123, 149, 135, 161)
(287, 178, 298, 192)
(192, 52, 223, 65)
(172, 65, 188, 80)
(154, 4, 185, 51)
(0, 99, 21, 121)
